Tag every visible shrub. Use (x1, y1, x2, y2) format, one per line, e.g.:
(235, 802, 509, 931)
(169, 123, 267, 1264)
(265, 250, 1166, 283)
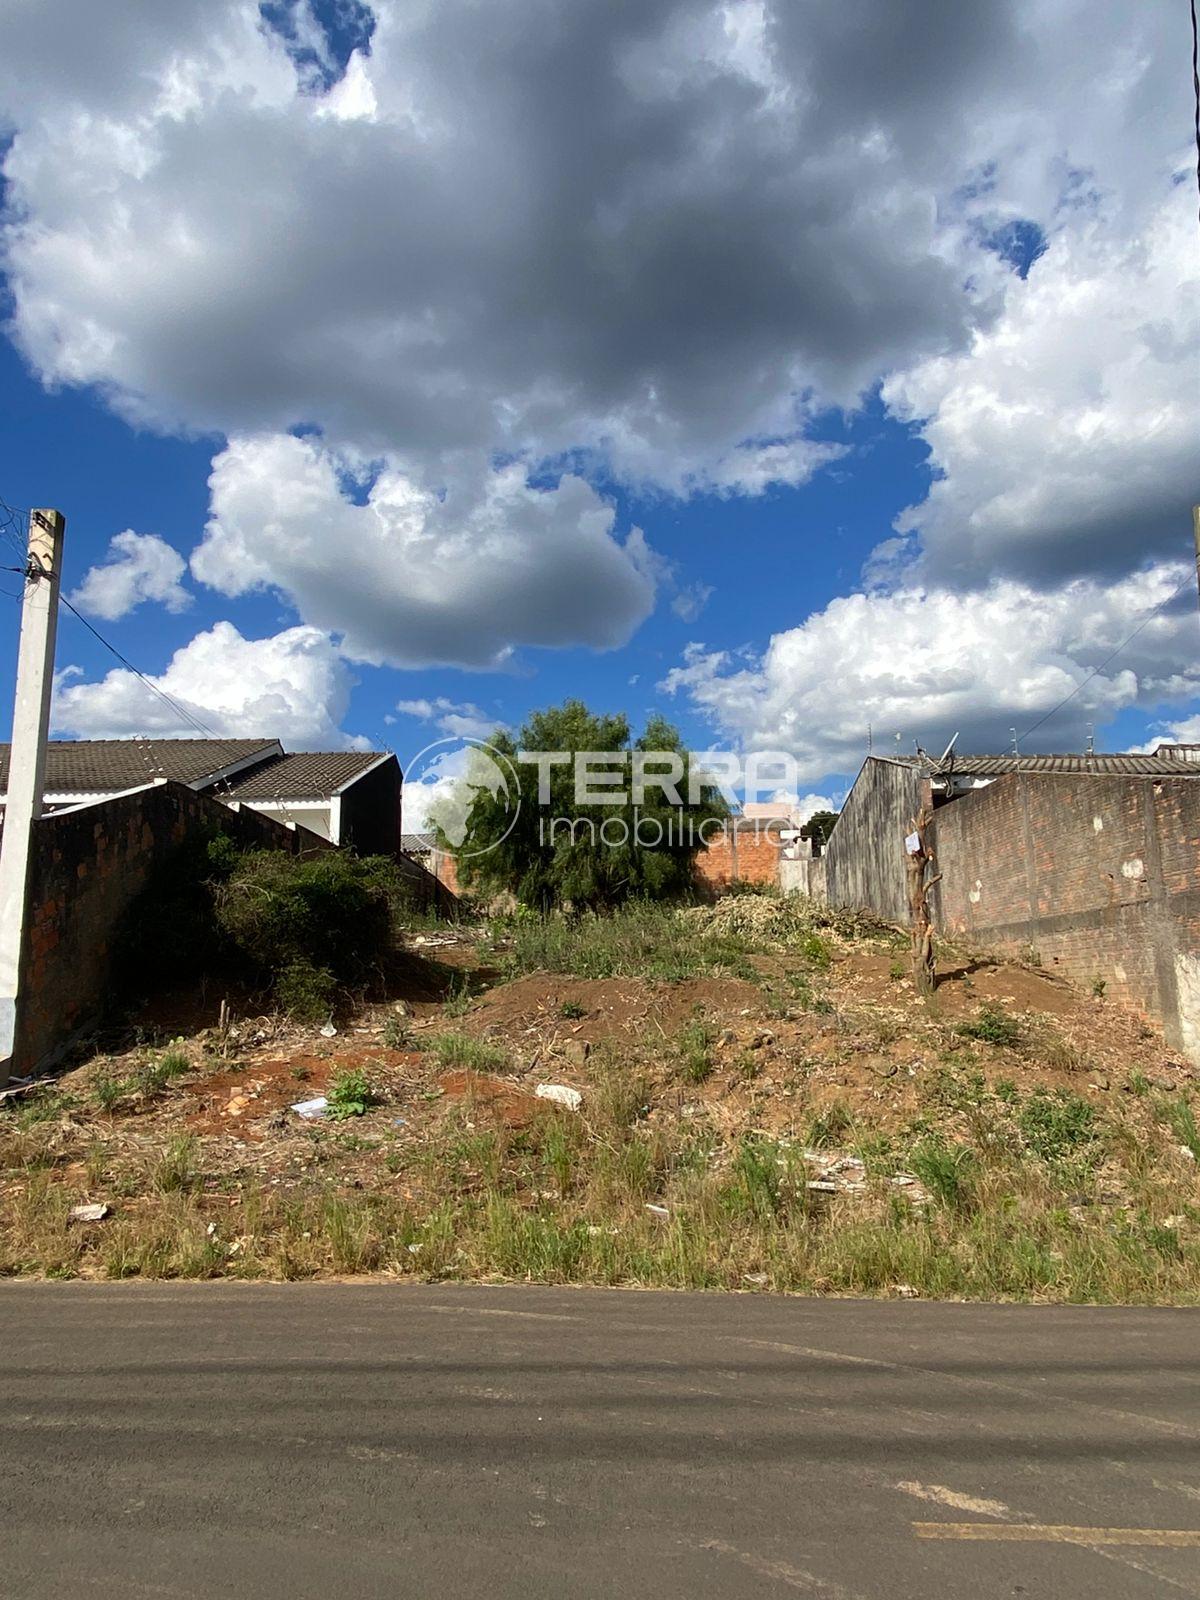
(275, 961, 338, 1024)
(326, 1068, 380, 1120)
(430, 1033, 509, 1073)
(1018, 1089, 1096, 1162)
(808, 1100, 854, 1148)
(910, 1139, 977, 1211)
(215, 851, 406, 1016)
(957, 1003, 1021, 1047)
(381, 1014, 410, 1050)
(152, 1135, 200, 1193)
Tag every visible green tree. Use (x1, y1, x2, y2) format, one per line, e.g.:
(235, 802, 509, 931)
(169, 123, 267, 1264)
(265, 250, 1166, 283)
(438, 699, 728, 910)
(804, 809, 840, 847)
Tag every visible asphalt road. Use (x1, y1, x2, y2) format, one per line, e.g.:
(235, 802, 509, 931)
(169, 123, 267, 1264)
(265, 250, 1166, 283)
(3, 1284, 1200, 1599)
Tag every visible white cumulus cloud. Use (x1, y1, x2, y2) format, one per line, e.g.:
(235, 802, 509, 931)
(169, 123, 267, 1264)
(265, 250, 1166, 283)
(662, 564, 1200, 781)
(53, 621, 361, 748)
(191, 433, 659, 669)
(69, 530, 191, 620)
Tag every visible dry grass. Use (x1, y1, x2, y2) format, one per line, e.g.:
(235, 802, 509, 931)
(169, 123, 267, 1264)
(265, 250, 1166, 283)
(3, 904, 1198, 1301)
(3, 1046, 1199, 1301)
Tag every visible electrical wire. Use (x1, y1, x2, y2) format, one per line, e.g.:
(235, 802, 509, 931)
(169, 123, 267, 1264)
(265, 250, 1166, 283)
(56, 591, 224, 741)
(1016, 567, 1198, 746)
(1192, 0, 1200, 224)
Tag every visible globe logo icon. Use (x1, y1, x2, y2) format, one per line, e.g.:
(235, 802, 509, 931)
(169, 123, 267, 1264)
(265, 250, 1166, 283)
(403, 737, 521, 860)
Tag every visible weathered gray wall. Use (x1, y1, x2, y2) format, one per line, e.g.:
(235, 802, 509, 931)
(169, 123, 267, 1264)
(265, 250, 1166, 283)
(15, 782, 327, 1076)
(818, 758, 926, 923)
(930, 771, 1200, 1060)
(780, 856, 825, 899)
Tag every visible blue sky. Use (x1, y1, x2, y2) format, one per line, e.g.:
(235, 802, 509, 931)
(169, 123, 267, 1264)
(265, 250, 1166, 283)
(0, 1, 1196, 824)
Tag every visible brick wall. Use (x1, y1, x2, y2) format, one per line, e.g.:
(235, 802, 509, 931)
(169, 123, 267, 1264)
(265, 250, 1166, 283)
(14, 781, 327, 1076)
(930, 772, 1200, 1058)
(693, 823, 783, 894)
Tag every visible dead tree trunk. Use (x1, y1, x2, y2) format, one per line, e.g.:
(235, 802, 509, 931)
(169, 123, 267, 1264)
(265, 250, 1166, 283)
(904, 803, 941, 996)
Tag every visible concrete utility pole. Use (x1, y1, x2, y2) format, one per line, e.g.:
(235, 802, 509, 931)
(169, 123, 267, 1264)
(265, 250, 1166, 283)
(0, 509, 65, 1083)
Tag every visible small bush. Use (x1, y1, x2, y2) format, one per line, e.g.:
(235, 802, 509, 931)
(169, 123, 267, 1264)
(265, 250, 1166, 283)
(381, 1014, 410, 1050)
(957, 1003, 1021, 1047)
(326, 1068, 380, 1120)
(152, 1135, 200, 1193)
(276, 961, 338, 1024)
(215, 851, 407, 1014)
(559, 1000, 586, 1020)
(799, 932, 832, 969)
(910, 1139, 977, 1211)
(1018, 1089, 1096, 1162)
(91, 1071, 124, 1112)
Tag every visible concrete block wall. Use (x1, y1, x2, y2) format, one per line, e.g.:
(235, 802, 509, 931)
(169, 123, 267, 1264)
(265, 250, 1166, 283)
(818, 757, 926, 924)
(931, 772, 1200, 1059)
(15, 781, 327, 1076)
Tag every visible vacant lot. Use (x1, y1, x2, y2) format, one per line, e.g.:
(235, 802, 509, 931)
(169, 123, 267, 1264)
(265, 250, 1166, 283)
(3, 897, 1198, 1300)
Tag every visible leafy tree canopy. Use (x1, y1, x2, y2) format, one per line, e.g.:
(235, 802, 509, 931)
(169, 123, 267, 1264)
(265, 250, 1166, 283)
(437, 699, 728, 910)
(803, 809, 840, 846)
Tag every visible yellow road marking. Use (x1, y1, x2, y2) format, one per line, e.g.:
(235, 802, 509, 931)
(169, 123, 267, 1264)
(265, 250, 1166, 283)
(915, 1523, 1200, 1547)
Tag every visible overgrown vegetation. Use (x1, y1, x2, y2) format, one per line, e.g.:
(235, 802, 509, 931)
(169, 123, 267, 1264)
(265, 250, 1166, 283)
(7, 896, 1199, 1304)
(498, 903, 761, 981)
(4, 1054, 1199, 1301)
(118, 833, 415, 1023)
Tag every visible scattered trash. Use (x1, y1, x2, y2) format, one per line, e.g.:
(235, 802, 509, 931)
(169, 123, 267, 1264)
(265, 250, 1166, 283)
(319, 1022, 338, 1038)
(291, 1096, 328, 1119)
(893, 1283, 920, 1299)
(1181, 1146, 1197, 1162)
(535, 1083, 583, 1111)
(644, 1202, 670, 1217)
(743, 1272, 769, 1286)
(392, 1116, 409, 1128)
(68, 1203, 109, 1223)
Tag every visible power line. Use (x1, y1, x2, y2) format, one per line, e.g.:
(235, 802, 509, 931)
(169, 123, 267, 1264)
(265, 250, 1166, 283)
(56, 591, 223, 741)
(1192, 0, 1200, 224)
(1017, 567, 1198, 745)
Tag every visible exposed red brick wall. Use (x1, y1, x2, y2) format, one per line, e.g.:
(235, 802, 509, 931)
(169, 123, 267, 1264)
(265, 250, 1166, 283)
(693, 825, 783, 893)
(930, 772, 1200, 1056)
(15, 782, 327, 1075)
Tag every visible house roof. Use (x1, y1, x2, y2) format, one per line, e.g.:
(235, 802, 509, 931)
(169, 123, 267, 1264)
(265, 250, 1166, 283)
(401, 832, 436, 853)
(221, 751, 391, 801)
(0, 738, 279, 796)
(935, 749, 1200, 778)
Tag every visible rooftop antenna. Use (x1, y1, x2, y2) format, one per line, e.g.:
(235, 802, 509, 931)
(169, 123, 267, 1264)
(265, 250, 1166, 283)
(1010, 727, 1020, 756)
(1085, 723, 1095, 755)
(938, 731, 959, 765)
(867, 722, 873, 754)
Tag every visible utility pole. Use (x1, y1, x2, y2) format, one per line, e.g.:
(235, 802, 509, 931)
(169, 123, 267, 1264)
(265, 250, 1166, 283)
(1193, 506, 1200, 617)
(0, 509, 65, 1083)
